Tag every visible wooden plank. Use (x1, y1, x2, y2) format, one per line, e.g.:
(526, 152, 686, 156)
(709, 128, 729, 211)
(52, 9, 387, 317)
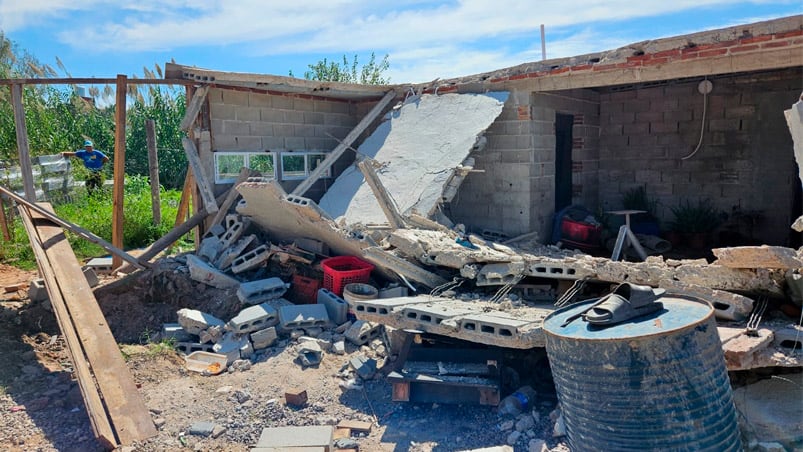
(26, 205, 157, 444)
(18, 206, 117, 449)
(392, 382, 410, 402)
(208, 167, 257, 230)
(11, 83, 36, 202)
(174, 168, 193, 228)
(0, 185, 144, 269)
(112, 74, 127, 269)
(357, 159, 405, 229)
(179, 85, 209, 131)
(291, 90, 396, 196)
(145, 119, 161, 226)
(181, 137, 218, 214)
(0, 195, 10, 241)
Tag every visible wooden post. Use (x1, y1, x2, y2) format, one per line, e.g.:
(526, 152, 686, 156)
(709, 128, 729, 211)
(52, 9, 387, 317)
(0, 196, 10, 241)
(357, 158, 406, 229)
(11, 83, 36, 202)
(145, 119, 161, 226)
(111, 74, 127, 270)
(174, 167, 193, 228)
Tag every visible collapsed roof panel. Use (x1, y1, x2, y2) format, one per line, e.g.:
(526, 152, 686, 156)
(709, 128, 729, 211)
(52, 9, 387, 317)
(318, 92, 509, 225)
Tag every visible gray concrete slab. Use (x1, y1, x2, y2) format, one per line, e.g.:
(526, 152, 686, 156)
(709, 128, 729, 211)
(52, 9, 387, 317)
(255, 425, 332, 449)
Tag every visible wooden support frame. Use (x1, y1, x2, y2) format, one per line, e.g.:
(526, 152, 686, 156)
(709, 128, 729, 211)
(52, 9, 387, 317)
(181, 137, 218, 215)
(180, 85, 210, 131)
(0, 185, 144, 269)
(11, 83, 36, 202)
(111, 74, 127, 269)
(175, 168, 194, 228)
(357, 158, 406, 229)
(291, 90, 396, 196)
(0, 195, 10, 241)
(20, 204, 157, 446)
(145, 119, 161, 226)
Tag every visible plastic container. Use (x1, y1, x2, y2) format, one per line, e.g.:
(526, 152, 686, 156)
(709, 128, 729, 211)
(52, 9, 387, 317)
(321, 256, 374, 296)
(497, 385, 537, 416)
(290, 274, 321, 304)
(560, 217, 601, 243)
(184, 351, 228, 375)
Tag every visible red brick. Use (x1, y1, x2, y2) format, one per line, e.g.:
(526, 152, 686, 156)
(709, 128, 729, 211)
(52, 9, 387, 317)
(652, 49, 681, 58)
(627, 54, 651, 62)
(285, 388, 308, 407)
(687, 41, 733, 52)
(616, 61, 643, 68)
(729, 45, 760, 53)
(571, 64, 593, 71)
(698, 49, 728, 58)
(550, 67, 571, 75)
(592, 63, 618, 71)
(793, 38, 803, 45)
(508, 73, 528, 81)
(490, 77, 507, 83)
(681, 53, 699, 60)
(643, 57, 669, 66)
(739, 35, 773, 45)
(761, 40, 791, 49)
(775, 30, 803, 39)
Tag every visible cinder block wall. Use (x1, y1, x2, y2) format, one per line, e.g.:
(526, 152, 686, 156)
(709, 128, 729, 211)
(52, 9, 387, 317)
(207, 87, 360, 199)
(598, 68, 801, 245)
(451, 88, 600, 239)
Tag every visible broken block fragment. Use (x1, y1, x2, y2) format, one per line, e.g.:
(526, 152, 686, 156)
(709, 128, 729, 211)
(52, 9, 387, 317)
(344, 320, 382, 346)
(177, 308, 225, 335)
(213, 332, 250, 365)
(214, 234, 256, 270)
(226, 303, 278, 334)
(297, 341, 323, 367)
(279, 304, 330, 330)
(231, 244, 271, 274)
(186, 254, 240, 289)
(250, 327, 278, 350)
(236, 277, 289, 305)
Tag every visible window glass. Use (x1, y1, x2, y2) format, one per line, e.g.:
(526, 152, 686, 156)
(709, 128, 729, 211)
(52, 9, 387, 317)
(282, 154, 307, 180)
(308, 153, 330, 177)
(215, 154, 245, 183)
(249, 154, 275, 177)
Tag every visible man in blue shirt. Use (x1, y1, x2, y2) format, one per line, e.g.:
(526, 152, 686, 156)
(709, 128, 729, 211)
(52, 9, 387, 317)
(62, 140, 109, 193)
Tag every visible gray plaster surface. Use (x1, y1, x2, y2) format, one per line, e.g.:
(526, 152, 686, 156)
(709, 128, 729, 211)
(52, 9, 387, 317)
(318, 92, 508, 225)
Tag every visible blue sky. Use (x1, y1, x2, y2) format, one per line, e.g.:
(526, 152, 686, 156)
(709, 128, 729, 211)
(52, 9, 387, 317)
(1, 1, 800, 85)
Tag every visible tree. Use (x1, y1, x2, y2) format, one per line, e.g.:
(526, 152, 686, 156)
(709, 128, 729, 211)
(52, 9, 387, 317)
(291, 52, 390, 85)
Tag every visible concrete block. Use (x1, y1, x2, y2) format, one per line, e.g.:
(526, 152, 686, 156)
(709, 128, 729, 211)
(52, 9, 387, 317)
(28, 279, 48, 302)
(285, 388, 308, 407)
(231, 244, 271, 274)
(349, 355, 377, 379)
(476, 262, 528, 286)
(255, 425, 333, 449)
(215, 234, 256, 270)
(237, 277, 290, 305)
(297, 341, 323, 367)
(207, 223, 226, 238)
(219, 216, 250, 249)
(85, 256, 113, 274)
(279, 304, 330, 330)
(660, 280, 754, 321)
(344, 320, 382, 346)
(177, 308, 226, 335)
(250, 327, 278, 350)
(458, 313, 532, 339)
(723, 328, 774, 370)
(189, 421, 216, 437)
(175, 341, 216, 355)
(81, 266, 99, 288)
(317, 288, 349, 325)
(227, 303, 279, 334)
(332, 340, 346, 355)
(213, 332, 250, 365)
(198, 236, 223, 262)
(161, 323, 193, 342)
(186, 254, 240, 289)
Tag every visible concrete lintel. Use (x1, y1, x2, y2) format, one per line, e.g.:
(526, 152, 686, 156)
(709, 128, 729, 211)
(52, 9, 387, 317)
(362, 247, 448, 288)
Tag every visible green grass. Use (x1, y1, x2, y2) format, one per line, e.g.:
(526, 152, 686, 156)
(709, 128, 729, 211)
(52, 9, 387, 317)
(0, 174, 192, 268)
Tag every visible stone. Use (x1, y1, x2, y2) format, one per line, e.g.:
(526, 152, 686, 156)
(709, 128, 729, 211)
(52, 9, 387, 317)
(515, 415, 535, 432)
(153, 418, 166, 429)
(211, 424, 227, 439)
(499, 420, 515, 431)
(186, 255, 240, 289)
(506, 430, 521, 445)
(189, 421, 216, 437)
(528, 439, 547, 452)
(176, 308, 225, 335)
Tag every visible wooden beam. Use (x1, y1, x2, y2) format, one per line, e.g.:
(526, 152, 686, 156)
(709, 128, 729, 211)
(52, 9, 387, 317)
(111, 74, 127, 269)
(291, 90, 396, 196)
(0, 185, 145, 269)
(357, 159, 406, 229)
(208, 167, 258, 230)
(145, 119, 161, 226)
(0, 195, 10, 241)
(11, 83, 36, 202)
(21, 205, 158, 445)
(181, 136, 218, 214)
(18, 206, 117, 449)
(0, 77, 192, 85)
(174, 167, 193, 228)
(180, 85, 209, 131)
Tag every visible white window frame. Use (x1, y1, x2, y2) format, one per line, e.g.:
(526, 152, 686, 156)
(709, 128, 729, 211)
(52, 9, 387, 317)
(280, 151, 332, 181)
(214, 151, 276, 184)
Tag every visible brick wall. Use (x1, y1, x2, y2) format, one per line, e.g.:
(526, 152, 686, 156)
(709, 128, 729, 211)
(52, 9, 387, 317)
(207, 87, 360, 199)
(598, 68, 801, 245)
(450, 88, 600, 239)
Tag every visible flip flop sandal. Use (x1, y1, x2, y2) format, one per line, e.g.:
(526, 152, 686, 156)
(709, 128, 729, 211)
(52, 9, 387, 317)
(582, 282, 665, 326)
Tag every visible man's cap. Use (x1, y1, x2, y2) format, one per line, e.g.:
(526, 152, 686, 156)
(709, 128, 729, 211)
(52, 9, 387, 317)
(84, 140, 93, 147)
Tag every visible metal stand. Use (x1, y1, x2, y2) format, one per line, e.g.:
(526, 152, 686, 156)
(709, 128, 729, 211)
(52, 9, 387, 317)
(608, 210, 648, 261)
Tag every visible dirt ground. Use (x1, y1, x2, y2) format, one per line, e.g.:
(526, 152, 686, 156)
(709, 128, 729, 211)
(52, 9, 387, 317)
(0, 260, 566, 452)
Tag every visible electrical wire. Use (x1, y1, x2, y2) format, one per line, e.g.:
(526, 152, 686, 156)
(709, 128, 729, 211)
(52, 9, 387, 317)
(681, 78, 709, 160)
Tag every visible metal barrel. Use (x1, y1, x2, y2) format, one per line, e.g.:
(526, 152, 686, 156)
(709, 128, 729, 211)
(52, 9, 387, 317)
(543, 295, 741, 452)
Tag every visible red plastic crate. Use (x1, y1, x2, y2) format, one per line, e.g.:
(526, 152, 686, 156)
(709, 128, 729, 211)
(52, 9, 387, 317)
(560, 217, 601, 244)
(290, 274, 321, 304)
(321, 256, 374, 296)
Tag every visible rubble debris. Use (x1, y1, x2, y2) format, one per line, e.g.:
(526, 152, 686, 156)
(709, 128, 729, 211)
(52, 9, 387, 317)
(188, 421, 217, 437)
(231, 244, 271, 274)
(215, 234, 256, 270)
(250, 327, 278, 350)
(723, 328, 774, 369)
(297, 341, 323, 367)
(186, 254, 240, 289)
(344, 320, 382, 346)
(279, 304, 330, 330)
(712, 245, 803, 269)
(27, 278, 48, 302)
(733, 372, 803, 448)
(284, 388, 308, 407)
(226, 303, 279, 334)
(177, 308, 225, 335)
(659, 279, 754, 321)
(349, 355, 377, 380)
(213, 332, 251, 365)
(237, 278, 290, 305)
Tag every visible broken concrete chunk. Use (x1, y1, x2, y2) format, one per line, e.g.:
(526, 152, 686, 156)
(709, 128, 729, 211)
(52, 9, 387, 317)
(239, 340, 254, 360)
(732, 372, 803, 447)
(250, 327, 278, 350)
(198, 236, 223, 262)
(659, 280, 754, 321)
(231, 244, 271, 274)
(723, 328, 774, 370)
(199, 325, 223, 344)
(344, 320, 382, 346)
(476, 262, 528, 286)
(226, 303, 278, 334)
(161, 323, 193, 343)
(297, 341, 323, 367)
(208, 223, 226, 238)
(713, 245, 803, 269)
(177, 308, 225, 335)
(212, 332, 249, 365)
(236, 277, 290, 305)
(28, 279, 48, 302)
(175, 342, 215, 355)
(188, 421, 216, 437)
(350, 355, 377, 380)
(218, 216, 250, 249)
(186, 254, 240, 289)
(279, 304, 330, 330)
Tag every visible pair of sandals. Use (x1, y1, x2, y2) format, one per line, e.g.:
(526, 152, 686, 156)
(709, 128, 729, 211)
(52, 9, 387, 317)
(561, 282, 664, 327)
